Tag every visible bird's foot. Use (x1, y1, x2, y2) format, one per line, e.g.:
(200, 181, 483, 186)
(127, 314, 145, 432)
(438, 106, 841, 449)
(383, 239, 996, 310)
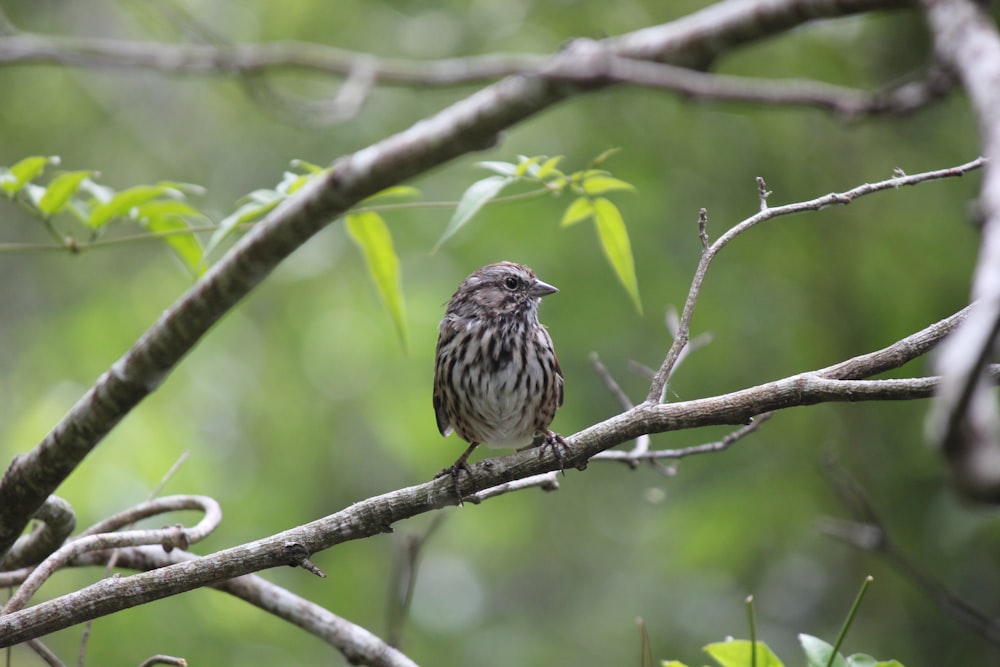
(434, 460, 471, 501)
(520, 430, 570, 475)
(434, 441, 479, 503)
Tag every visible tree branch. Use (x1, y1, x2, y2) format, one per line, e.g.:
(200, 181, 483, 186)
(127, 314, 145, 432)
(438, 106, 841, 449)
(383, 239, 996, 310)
(645, 158, 984, 404)
(1, 495, 221, 615)
(922, 0, 1000, 503)
(0, 496, 75, 570)
(1, 34, 944, 120)
(77, 546, 419, 667)
(0, 303, 975, 647)
(820, 461, 1000, 646)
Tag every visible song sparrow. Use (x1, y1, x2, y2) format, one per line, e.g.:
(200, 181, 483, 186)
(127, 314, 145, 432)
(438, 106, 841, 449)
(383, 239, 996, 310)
(433, 262, 566, 495)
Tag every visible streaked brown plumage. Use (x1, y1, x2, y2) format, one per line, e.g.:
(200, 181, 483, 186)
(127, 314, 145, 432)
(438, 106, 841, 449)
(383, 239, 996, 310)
(433, 262, 565, 493)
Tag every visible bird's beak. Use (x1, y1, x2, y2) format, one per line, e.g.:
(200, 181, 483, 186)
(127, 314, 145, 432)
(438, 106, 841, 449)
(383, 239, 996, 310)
(529, 279, 558, 297)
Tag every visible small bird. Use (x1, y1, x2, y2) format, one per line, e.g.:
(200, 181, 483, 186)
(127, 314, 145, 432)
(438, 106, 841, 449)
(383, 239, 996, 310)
(433, 262, 566, 496)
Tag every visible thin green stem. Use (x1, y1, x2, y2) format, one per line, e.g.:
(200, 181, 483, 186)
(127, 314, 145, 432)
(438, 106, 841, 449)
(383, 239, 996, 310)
(1, 172, 565, 262)
(825, 575, 874, 667)
(0, 187, 556, 255)
(746, 595, 757, 667)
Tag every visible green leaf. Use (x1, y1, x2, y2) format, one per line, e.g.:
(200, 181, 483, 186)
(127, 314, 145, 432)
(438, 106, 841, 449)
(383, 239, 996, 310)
(1, 155, 58, 196)
(845, 657, 876, 667)
(38, 171, 94, 217)
(535, 155, 564, 180)
(560, 197, 594, 227)
(515, 155, 543, 177)
(275, 171, 313, 196)
(143, 212, 204, 274)
(590, 146, 622, 167)
(133, 199, 204, 221)
(360, 185, 421, 205)
(346, 211, 408, 348)
(88, 184, 183, 229)
(433, 175, 510, 251)
(592, 197, 642, 314)
(477, 161, 518, 177)
(204, 190, 283, 257)
(800, 635, 847, 667)
(290, 159, 326, 174)
(845, 655, 903, 667)
(704, 640, 784, 667)
(581, 174, 637, 195)
(571, 168, 609, 183)
(154, 181, 206, 196)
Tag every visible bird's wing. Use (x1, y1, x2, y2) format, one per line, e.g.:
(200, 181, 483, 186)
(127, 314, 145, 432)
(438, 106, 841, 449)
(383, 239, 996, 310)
(432, 318, 457, 436)
(554, 350, 565, 408)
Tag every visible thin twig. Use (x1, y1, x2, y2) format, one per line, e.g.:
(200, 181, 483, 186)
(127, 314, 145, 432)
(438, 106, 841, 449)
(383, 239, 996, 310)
(820, 461, 1000, 646)
(591, 352, 651, 459)
(78, 451, 191, 667)
(467, 472, 561, 503)
(0, 31, 952, 120)
(0, 190, 547, 254)
(385, 514, 446, 648)
(0, 496, 75, 570)
(26, 639, 64, 667)
(137, 655, 187, 667)
(593, 413, 774, 464)
(2, 495, 220, 614)
(645, 157, 985, 404)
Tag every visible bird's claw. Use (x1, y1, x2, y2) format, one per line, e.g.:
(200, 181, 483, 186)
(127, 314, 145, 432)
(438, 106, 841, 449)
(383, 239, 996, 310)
(435, 461, 471, 503)
(520, 430, 570, 475)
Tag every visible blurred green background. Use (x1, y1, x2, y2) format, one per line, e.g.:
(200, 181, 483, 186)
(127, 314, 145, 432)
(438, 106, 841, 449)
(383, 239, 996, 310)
(0, 1, 993, 665)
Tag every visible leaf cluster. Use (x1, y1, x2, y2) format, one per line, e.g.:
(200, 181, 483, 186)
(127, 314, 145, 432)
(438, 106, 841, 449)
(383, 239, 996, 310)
(438, 151, 642, 313)
(1, 151, 642, 350)
(664, 636, 903, 667)
(1, 155, 206, 270)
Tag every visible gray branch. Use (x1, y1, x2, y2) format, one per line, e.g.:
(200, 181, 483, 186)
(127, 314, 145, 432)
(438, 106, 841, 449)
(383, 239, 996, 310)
(0, 1, 939, 124)
(922, 0, 1000, 502)
(0, 496, 75, 570)
(76, 546, 418, 667)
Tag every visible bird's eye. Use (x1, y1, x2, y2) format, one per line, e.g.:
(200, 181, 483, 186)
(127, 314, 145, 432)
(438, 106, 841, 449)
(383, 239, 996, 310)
(503, 276, 519, 290)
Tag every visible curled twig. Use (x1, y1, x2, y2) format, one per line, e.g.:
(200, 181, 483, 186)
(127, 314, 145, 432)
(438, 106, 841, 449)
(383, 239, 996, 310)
(1, 496, 76, 569)
(2, 495, 220, 614)
(138, 656, 188, 667)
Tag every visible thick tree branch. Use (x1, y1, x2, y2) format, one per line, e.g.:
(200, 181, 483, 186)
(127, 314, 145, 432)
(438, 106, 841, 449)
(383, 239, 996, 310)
(922, 0, 1000, 502)
(0, 0, 903, 561)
